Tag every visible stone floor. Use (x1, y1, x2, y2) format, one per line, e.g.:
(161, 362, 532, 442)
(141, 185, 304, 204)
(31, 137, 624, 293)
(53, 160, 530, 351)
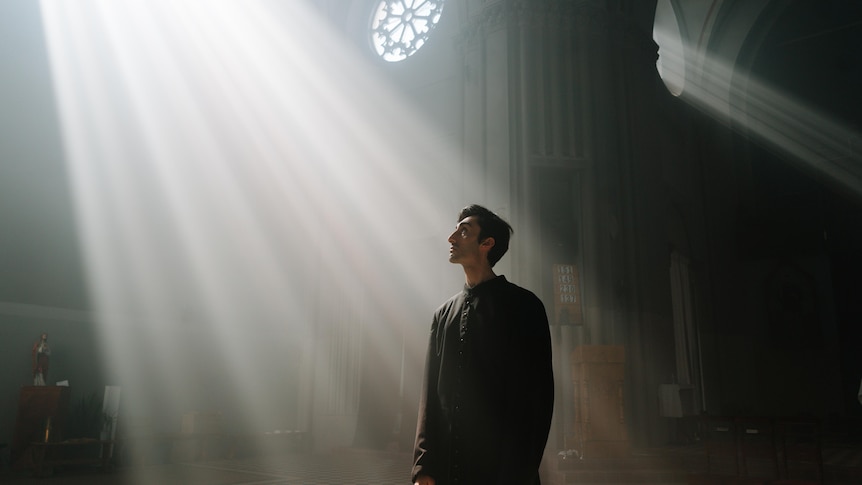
(552, 443, 862, 484)
(1, 449, 410, 485)
(1, 443, 860, 485)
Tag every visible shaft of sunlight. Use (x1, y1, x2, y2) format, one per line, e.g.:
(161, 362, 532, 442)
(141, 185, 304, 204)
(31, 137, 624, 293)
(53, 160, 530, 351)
(39, 0, 474, 461)
(655, 25, 862, 196)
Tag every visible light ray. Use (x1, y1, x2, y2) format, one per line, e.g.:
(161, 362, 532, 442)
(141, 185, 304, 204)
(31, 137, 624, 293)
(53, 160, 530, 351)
(654, 24, 862, 196)
(39, 0, 473, 462)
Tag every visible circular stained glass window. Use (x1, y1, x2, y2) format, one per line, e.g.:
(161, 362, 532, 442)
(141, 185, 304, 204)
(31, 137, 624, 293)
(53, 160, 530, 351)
(370, 0, 445, 62)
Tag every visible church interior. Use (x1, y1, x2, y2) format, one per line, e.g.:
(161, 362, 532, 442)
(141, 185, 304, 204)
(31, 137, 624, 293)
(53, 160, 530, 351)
(1, 0, 860, 483)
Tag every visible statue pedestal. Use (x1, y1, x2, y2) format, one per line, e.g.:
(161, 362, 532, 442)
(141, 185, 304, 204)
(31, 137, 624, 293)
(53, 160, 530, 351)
(10, 386, 71, 470)
(571, 345, 629, 458)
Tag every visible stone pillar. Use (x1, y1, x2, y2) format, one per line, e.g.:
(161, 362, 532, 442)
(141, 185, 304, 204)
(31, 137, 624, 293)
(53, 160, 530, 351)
(457, 0, 616, 452)
(459, 0, 636, 335)
(458, 0, 668, 449)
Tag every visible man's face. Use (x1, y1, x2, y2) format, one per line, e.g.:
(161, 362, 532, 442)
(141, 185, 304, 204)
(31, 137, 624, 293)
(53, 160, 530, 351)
(448, 216, 486, 266)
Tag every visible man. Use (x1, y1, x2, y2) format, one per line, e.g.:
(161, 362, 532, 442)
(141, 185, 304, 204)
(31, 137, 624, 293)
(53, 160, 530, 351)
(412, 205, 554, 485)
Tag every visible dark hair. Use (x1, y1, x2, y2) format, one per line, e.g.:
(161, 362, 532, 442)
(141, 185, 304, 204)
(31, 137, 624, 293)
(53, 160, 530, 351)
(457, 204, 513, 267)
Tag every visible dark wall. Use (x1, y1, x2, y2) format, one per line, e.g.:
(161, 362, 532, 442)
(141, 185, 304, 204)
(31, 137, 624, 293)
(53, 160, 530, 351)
(683, 0, 862, 421)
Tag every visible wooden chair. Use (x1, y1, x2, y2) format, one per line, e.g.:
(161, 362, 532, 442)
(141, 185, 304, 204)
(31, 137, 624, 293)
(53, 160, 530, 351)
(688, 416, 741, 484)
(736, 417, 779, 484)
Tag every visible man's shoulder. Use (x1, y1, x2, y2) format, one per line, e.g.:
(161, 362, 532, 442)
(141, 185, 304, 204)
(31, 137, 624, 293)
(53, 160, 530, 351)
(434, 290, 466, 314)
(503, 284, 549, 321)
(498, 278, 542, 302)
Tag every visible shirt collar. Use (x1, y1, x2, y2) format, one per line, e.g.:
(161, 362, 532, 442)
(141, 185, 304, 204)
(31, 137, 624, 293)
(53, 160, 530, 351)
(463, 275, 506, 296)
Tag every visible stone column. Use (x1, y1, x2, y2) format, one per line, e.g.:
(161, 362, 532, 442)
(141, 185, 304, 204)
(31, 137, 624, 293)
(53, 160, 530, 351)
(458, 0, 669, 449)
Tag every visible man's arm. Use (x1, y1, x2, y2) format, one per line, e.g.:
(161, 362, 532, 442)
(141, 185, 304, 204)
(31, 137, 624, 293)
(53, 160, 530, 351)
(412, 316, 441, 484)
(497, 293, 554, 483)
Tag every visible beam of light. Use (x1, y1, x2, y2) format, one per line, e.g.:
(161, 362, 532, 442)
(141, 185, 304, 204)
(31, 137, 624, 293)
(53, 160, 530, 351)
(38, 0, 478, 464)
(654, 25, 862, 197)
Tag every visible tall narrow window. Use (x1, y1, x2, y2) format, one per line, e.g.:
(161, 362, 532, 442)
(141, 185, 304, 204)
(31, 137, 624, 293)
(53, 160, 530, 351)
(370, 0, 445, 62)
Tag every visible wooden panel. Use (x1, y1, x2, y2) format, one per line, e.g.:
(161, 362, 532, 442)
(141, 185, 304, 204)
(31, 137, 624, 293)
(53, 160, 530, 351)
(572, 344, 625, 363)
(571, 345, 628, 458)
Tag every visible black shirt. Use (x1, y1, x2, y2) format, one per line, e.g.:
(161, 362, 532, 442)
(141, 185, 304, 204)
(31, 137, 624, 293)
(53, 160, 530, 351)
(413, 276, 554, 485)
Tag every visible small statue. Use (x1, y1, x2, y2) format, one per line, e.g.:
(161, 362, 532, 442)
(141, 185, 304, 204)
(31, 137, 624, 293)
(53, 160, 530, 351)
(32, 333, 51, 386)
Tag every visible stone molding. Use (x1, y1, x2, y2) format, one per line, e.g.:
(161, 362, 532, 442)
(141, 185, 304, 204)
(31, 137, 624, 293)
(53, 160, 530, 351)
(458, 0, 610, 47)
